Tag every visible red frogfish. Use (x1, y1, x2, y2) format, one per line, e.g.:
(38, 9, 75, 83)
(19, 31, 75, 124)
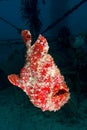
(8, 30, 70, 111)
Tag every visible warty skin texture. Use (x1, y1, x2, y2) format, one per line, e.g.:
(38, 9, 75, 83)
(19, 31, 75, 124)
(8, 30, 70, 111)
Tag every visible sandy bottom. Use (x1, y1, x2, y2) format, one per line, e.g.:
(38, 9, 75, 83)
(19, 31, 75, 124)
(0, 85, 87, 130)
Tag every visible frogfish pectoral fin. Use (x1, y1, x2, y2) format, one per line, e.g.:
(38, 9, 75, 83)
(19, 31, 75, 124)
(8, 74, 20, 86)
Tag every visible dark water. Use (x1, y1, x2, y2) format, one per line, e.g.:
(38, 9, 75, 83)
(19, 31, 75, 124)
(0, 0, 87, 130)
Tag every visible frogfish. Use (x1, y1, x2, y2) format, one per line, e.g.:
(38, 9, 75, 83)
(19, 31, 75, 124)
(8, 30, 70, 111)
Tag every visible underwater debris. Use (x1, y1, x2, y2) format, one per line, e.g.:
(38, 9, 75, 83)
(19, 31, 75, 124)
(8, 30, 70, 112)
(0, 17, 22, 34)
(21, 0, 42, 39)
(42, 0, 87, 34)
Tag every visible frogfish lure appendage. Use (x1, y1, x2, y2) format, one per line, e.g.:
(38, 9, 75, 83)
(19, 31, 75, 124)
(8, 30, 70, 112)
